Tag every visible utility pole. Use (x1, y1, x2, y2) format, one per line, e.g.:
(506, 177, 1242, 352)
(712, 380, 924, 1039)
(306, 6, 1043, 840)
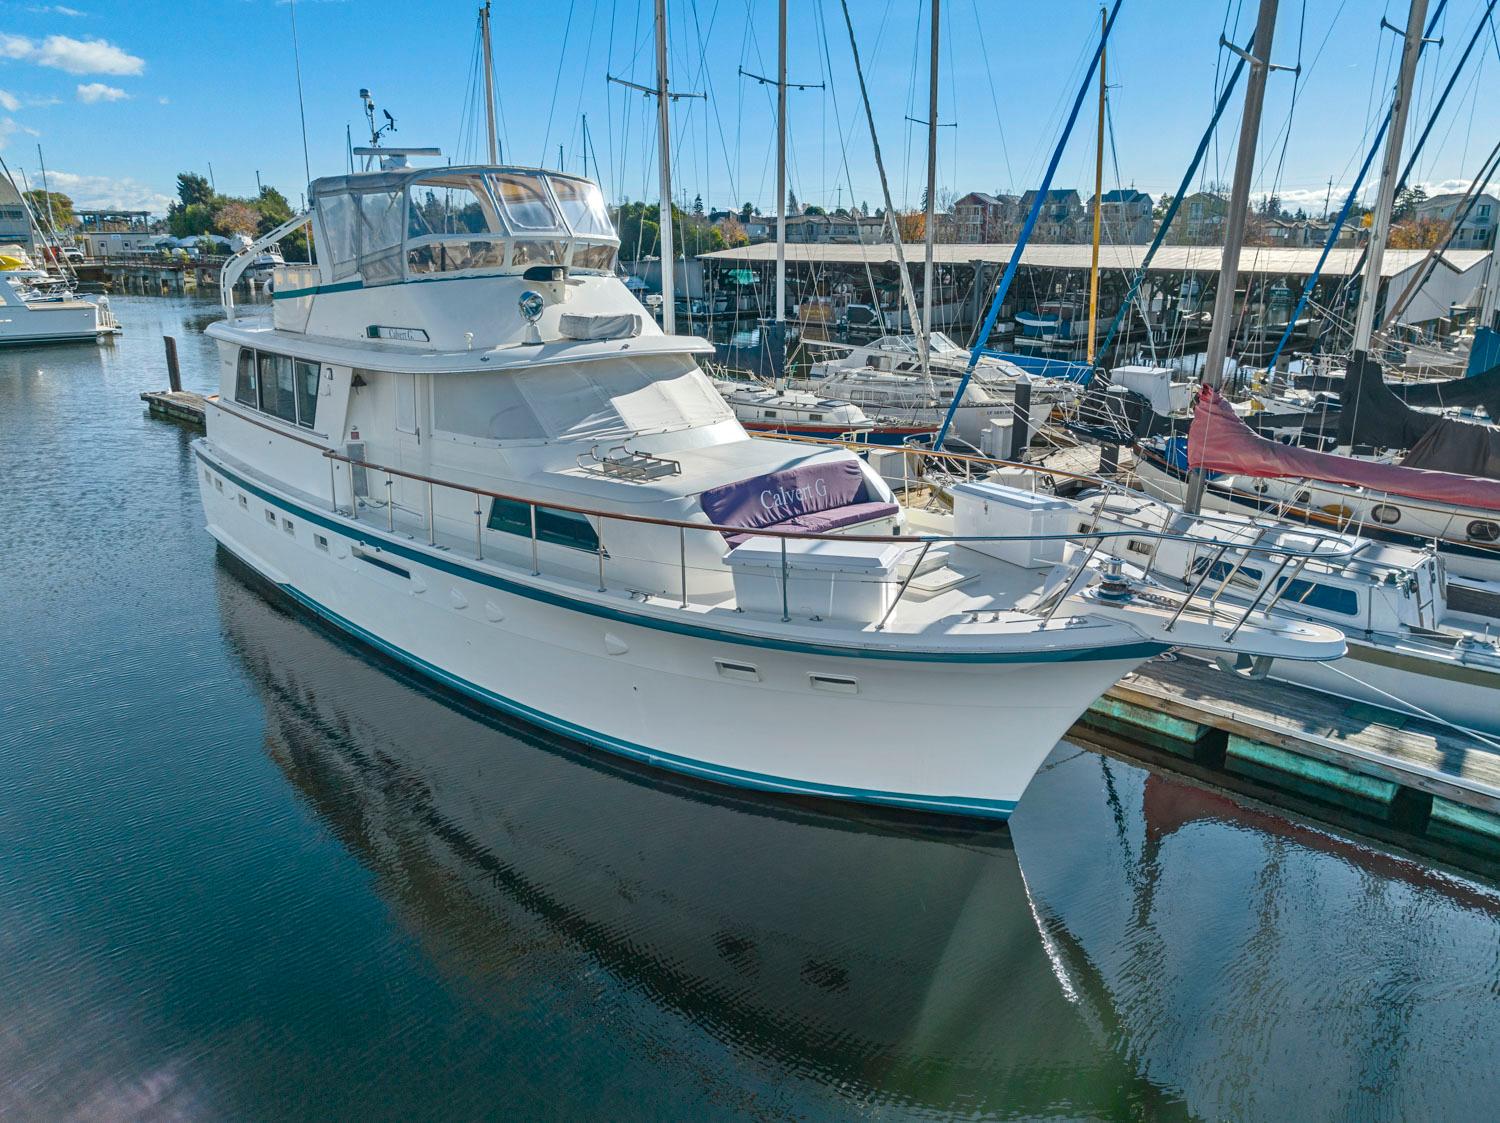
(255, 169, 263, 194)
(1351, 0, 1431, 361)
(481, 1, 499, 163)
(1185, 0, 1287, 512)
(1323, 175, 1334, 221)
(608, 1, 704, 335)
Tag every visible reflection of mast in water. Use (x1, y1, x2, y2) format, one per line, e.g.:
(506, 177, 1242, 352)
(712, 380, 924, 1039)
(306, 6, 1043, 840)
(214, 558, 1165, 1115)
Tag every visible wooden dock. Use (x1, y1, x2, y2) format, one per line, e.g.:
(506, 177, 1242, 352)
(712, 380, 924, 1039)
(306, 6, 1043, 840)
(1073, 654, 1500, 871)
(140, 389, 207, 426)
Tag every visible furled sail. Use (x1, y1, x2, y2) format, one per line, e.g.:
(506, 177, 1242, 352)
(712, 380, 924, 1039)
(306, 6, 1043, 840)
(1186, 384, 1500, 513)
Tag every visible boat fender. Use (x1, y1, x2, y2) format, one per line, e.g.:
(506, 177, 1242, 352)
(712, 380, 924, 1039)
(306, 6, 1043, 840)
(1214, 653, 1274, 679)
(1321, 504, 1354, 521)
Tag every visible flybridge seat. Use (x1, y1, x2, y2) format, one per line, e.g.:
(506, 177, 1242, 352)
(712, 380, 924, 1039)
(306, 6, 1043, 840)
(699, 459, 899, 548)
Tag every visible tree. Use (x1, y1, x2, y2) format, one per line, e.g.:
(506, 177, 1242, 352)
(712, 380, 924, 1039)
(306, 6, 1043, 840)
(253, 186, 294, 234)
(739, 202, 754, 223)
(692, 193, 704, 216)
(176, 172, 214, 208)
(1393, 184, 1428, 223)
(1153, 194, 1176, 219)
(714, 214, 749, 247)
(894, 210, 925, 241)
(1389, 218, 1444, 249)
(787, 188, 799, 214)
(803, 204, 826, 216)
(214, 201, 260, 237)
(168, 202, 215, 238)
(23, 190, 76, 230)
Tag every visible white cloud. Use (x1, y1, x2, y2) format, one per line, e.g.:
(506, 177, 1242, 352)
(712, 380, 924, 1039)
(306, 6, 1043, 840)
(0, 34, 143, 76)
(157, 95, 168, 105)
(75, 81, 125, 103)
(29, 4, 87, 14)
(0, 116, 38, 150)
(0, 90, 18, 112)
(41, 170, 172, 213)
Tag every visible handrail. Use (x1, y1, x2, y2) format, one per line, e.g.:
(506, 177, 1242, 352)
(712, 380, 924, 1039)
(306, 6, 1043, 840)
(221, 210, 313, 323)
(316, 444, 1355, 563)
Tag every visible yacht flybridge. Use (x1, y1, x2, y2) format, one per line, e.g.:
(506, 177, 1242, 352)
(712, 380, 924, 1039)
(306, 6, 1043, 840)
(194, 156, 1344, 821)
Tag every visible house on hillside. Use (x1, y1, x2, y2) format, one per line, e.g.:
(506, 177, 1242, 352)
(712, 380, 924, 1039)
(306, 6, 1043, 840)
(1413, 193, 1498, 249)
(1165, 192, 1231, 244)
(952, 191, 1020, 242)
(1018, 188, 1083, 242)
(1090, 188, 1153, 242)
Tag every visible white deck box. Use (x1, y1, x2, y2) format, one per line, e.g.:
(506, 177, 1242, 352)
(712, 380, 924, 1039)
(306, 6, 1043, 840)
(726, 536, 904, 624)
(951, 480, 1071, 568)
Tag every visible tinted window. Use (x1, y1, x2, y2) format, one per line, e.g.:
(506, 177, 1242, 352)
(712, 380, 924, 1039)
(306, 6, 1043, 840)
(1280, 577, 1358, 616)
(488, 496, 599, 551)
(257, 353, 297, 423)
(234, 348, 257, 406)
(294, 360, 319, 429)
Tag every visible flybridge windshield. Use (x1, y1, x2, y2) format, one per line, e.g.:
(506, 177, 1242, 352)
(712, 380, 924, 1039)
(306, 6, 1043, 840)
(314, 168, 617, 283)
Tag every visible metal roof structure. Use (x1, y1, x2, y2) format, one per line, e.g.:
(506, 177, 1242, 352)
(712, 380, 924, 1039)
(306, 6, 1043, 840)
(698, 241, 1491, 279)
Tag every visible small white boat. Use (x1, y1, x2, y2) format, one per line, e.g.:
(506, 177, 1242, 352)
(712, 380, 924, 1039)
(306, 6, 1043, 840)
(0, 268, 118, 345)
(711, 379, 874, 438)
(1070, 487, 1500, 735)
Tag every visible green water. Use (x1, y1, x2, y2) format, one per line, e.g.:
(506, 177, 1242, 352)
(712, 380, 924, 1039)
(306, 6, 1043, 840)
(1, 295, 1497, 1121)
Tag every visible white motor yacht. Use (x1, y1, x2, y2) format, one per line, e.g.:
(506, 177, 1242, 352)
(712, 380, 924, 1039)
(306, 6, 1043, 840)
(194, 156, 1341, 821)
(0, 268, 118, 345)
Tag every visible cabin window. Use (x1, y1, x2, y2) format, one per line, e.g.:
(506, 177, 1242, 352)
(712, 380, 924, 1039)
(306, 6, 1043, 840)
(546, 176, 613, 237)
(406, 239, 507, 275)
(509, 240, 565, 267)
(488, 172, 565, 233)
(763, 409, 778, 418)
(294, 360, 320, 429)
(257, 352, 298, 424)
(809, 412, 823, 421)
(407, 175, 501, 237)
(234, 348, 258, 406)
(319, 192, 358, 278)
(570, 243, 617, 272)
(1370, 503, 1401, 525)
(432, 372, 545, 442)
(356, 189, 405, 284)
(1467, 520, 1500, 543)
(1279, 577, 1358, 616)
(487, 496, 599, 551)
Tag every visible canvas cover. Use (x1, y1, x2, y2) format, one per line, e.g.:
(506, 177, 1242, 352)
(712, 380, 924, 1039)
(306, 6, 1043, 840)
(1187, 385, 1500, 512)
(699, 457, 897, 544)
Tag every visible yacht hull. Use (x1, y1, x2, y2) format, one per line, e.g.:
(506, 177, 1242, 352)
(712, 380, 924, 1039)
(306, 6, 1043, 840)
(196, 445, 1153, 822)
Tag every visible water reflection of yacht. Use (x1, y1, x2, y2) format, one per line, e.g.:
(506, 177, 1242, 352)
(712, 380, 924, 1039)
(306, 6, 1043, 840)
(216, 559, 1175, 1115)
(1012, 752, 1500, 1121)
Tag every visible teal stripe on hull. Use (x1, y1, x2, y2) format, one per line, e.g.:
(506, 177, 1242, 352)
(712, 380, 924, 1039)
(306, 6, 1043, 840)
(196, 443, 1168, 667)
(275, 581, 1020, 820)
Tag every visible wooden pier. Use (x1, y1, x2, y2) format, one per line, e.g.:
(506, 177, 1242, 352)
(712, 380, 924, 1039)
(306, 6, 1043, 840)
(1073, 655, 1500, 871)
(141, 389, 207, 425)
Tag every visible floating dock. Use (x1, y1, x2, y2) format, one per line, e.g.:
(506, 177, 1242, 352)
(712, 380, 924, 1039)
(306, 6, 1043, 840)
(1074, 655, 1500, 871)
(140, 389, 207, 426)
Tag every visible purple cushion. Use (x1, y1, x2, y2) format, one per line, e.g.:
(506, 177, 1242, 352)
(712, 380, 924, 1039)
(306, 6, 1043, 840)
(723, 501, 900, 547)
(701, 458, 868, 534)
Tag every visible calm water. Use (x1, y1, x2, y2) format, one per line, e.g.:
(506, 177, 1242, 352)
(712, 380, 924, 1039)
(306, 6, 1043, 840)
(1, 295, 1498, 1121)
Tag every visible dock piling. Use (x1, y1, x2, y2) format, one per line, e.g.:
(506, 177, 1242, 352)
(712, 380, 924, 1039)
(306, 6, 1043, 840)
(164, 335, 182, 393)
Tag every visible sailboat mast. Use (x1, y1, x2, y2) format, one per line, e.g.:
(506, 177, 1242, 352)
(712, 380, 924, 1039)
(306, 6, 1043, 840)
(36, 143, 56, 232)
(921, 0, 939, 347)
(1086, 7, 1106, 365)
(1185, 0, 1279, 513)
(1351, 0, 1430, 357)
(775, 0, 787, 326)
(655, 0, 677, 334)
(481, 2, 499, 163)
(1481, 211, 1500, 332)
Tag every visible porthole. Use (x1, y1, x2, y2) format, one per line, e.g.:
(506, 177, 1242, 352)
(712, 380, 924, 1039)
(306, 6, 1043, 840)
(1370, 504, 1401, 525)
(1294, 490, 1312, 504)
(238, 494, 248, 509)
(1467, 519, 1500, 543)
(315, 533, 329, 552)
(282, 517, 295, 536)
(265, 509, 277, 525)
(214, 477, 223, 492)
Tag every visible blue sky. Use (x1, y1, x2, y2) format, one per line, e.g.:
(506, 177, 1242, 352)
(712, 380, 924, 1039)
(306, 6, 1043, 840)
(0, 0, 1495, 219)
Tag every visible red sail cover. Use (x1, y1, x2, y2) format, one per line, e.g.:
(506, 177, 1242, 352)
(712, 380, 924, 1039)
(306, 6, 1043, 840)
(1185, 385, 1500, 513)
